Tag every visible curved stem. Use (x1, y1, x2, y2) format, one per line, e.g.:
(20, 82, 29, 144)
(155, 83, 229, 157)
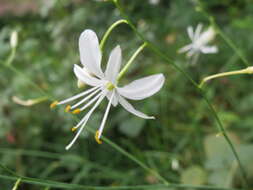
(113, 0, 248, 187)
(199, 67, 252, 88)
(117, 42, 147, 82)
(100, 19, 128, 52)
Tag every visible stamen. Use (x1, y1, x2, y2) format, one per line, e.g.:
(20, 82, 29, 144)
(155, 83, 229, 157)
(65, 105, 71, 112)
(65, 94, 106, 150)
(80, 91, 102, 111)
(72, 109, 81, 114)
(95, 130, 102, 144)
(58, 86, 99, 105)
(71, 88, 101, 109)
(50, 101, 59, 109)
(97, 91, 115, 139)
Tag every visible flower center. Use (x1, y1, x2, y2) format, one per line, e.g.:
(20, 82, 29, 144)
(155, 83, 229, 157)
(106, 82, 115, 91)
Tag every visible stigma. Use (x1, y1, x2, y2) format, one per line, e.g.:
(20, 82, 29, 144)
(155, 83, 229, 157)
(106, 82, 115, 91)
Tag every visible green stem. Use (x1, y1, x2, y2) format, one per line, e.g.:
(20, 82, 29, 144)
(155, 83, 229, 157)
(100, 19, 128, 52)
(199, 67, 253, 88)
(0, 174, 241, 190)
(113, 0, 248, 187)
(117, 42, 147, 82)
(86, 127, 169, 185)
(6, 48, 16, 66)
(12, 178, 22, 190)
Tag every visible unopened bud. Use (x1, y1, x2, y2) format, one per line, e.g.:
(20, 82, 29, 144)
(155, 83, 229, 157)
(77, 79, 86, 88)
(246, 66, 253, 74)
(10, 31, 18, 48)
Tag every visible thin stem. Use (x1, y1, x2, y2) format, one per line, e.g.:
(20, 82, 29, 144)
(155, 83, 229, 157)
(6, 48, 16, 66)
(86, 127, 169, 185)
(199, 67, 252, 88)
(113, 0, 248, 187)
(0, 174, 241, 190)
(196, 0, 249, 67)
(117, 42, 147, 82)
(12, 178, 22, 190)
(100, 19, 128, 52)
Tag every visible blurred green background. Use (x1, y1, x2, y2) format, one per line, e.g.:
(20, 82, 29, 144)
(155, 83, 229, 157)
(1, 0, 253, 189)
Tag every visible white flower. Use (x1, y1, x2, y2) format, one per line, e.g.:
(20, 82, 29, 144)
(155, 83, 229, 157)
(178, 24, 218, 58)
(51, 30, 165, 150)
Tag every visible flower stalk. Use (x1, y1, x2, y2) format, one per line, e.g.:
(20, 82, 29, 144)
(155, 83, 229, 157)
(199, 66, 253, 88)
(12, 178, 22, 190)
(100, 19, 128, 52)
(117, 42, 147, 82)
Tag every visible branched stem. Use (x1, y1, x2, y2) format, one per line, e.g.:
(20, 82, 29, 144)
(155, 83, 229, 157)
(113, 0, 248, 187)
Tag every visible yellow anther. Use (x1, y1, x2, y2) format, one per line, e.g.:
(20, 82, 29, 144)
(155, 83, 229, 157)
(72, 109, 81, 114)
(71, 127, 77, 132)
(65, 105, 71, 112)
(106, 82, 115, 91)
(95, 130, 102, 144)
(50, 101, 59, 109)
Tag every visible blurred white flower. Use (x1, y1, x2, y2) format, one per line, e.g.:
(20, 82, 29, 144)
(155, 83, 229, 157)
(51, 30, 165, 150)
(149, 0, 160, 5)
(178, 24, 218, 61)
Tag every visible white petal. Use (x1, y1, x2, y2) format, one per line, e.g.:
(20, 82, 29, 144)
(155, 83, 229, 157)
(74, 64, 104, 87)
(117, 94, 154, 119)
(194, 23, 203, 41)
(105, 45, 122, 83)
(178, 44, 192, 54)
(196, 27, 215, 47)
(97, 91, 115, 139)
(187, 26, 194, 41)
(65, 93, 105, 150)
(106, 90, 118, 106)
(117, 74, 165, 100)
(200, 46, 218, 54)
(79, 30, 104, 78)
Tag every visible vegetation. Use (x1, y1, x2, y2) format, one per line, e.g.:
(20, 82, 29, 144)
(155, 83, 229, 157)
(0, 0, 253, 189)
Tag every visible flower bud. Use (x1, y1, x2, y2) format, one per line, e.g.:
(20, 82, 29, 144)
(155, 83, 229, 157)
(10, 31, 18, 48)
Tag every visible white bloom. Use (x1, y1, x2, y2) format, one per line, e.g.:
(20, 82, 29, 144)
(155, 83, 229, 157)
(178, 24, 218, 58)
(52, 30, 165, 150)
